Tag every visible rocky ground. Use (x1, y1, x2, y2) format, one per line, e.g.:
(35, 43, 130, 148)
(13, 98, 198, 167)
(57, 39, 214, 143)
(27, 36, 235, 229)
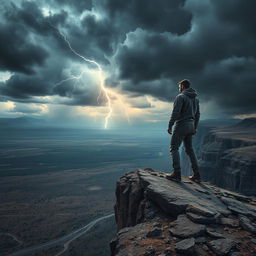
(110, 168, 256, 256)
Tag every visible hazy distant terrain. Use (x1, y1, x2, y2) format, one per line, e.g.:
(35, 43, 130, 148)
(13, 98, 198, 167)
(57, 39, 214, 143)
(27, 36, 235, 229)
(0, 122, 171, 256)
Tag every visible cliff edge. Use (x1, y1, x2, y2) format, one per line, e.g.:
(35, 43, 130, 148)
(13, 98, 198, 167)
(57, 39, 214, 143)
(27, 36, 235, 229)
(199, 118, 256, 195)
(110, 168, 256, 256)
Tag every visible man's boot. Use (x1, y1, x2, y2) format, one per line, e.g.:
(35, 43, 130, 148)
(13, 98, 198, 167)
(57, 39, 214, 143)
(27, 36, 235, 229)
(188, 170, 201, 183)
(166, 169, 181, 182)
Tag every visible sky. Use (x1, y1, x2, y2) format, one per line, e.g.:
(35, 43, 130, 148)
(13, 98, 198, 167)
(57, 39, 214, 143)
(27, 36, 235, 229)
(0, 0, 255, 129)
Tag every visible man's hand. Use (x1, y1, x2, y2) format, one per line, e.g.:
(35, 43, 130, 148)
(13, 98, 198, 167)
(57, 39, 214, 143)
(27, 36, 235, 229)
(191, 129, 197, 135)
(167, 128, 172, 135)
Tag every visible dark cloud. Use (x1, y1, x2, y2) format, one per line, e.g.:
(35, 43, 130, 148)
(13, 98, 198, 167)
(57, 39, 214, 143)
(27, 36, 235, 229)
(211, 0, 256, 36)
(80, 14, 117, 56)
(122, 78, 177, 102)
(111, 0, 256, 115)
(0, 1, 107, 106)
(0, 0, 255, 116)
(55, 0, 92, 13)
(0, 74, 50, 99)
(4, 1, 66, 35)
(0, 21, 48, 74)
(103, 0, 192, 35)
(194, 57, 256, 114)
(0, 1, 68, 74)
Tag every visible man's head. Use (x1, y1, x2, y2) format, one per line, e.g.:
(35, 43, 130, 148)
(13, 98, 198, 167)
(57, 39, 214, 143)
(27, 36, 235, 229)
(178, 79, 190, 92)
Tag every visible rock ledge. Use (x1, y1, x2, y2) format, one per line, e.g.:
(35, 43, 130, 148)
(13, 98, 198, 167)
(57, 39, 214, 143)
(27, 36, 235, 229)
(110, 168, 256, 256)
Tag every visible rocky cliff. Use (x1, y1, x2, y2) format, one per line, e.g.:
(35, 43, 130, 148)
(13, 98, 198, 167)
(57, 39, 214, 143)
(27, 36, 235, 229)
(110, 168, 256, 256)
(177, 118, 240, 177)
(198, 118, 256, 195)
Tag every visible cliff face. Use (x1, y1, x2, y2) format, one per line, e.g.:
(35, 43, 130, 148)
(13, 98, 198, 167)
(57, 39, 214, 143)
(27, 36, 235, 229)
(110, 168, 256, 256)
(199, 118, 256, 195)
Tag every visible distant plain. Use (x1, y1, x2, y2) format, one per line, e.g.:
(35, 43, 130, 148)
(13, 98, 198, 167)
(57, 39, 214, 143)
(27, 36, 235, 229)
(0, 126, 171, 255)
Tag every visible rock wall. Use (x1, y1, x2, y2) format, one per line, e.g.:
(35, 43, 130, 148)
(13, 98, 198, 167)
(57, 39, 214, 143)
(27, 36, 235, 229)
(110, 168, 256, 256)
(198, 124, 256, 195)
(180, 119, 240, 177)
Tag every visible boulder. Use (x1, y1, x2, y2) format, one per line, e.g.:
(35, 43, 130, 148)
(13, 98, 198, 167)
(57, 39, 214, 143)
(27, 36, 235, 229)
(175, 237, 195, 254)
(207, 238, 236, 256)
(186, 211, 217, 224)
(146, 227, 163, 238)
(238, 214, 256, 233)
(219, 217, 239, 227)
(170, 214, 206, 238)
(220, 196, 256, 219)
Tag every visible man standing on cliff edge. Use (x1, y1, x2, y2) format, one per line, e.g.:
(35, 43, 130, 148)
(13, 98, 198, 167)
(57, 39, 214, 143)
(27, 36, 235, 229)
(166, 79, 201, 183)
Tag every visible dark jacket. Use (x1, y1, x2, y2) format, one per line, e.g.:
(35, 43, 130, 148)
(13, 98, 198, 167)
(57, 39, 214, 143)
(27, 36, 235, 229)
(168, 87, 200, 129)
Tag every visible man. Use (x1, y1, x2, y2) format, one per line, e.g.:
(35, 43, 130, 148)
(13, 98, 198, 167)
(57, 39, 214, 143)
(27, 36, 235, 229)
(166, 79, 201, 183)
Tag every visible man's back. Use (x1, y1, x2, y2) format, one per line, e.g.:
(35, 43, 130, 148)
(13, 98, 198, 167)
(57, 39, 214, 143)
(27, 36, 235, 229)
(169, 87, 200, 130)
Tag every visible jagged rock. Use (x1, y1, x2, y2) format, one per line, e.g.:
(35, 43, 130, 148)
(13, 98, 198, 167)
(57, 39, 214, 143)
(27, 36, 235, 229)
(186, 204, 217, 217)
(195, 236, 206, 243)
(220, 196, 256, 219)
(194, 187, 210, 194)
(186, 211, 217, 224)
(110, 237, 118, 255)
(114, 170, 145, 230)
(229, 252, 241, 256)
(194, 246, 210, 256)
(251, 238, 256, 244)
(143, 200, 161, 220)
(144, 246, 156, 256)
(175, 237, 195, 254)
(217, 188, 252, 203)
(207, 238, 236, 255)
(206, 228, 224, 238)
(238, 214, 256, 233)
(169, 214, 206, 238)
(139, 169, 231, 217)
(163, 248, 173, 256)
(146, 227, 162, 238)
(219, 217, 239, 227)
(152, 222, 162, 228)
(110, 168, 256, 256)
(202, 244, 210, 251)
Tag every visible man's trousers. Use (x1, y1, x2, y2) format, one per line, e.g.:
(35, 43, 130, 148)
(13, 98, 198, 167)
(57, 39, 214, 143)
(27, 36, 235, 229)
(170, 121, 199, 173)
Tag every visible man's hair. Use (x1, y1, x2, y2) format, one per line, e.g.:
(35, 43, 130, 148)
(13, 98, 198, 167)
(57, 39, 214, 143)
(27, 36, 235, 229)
(178, 79, 190, 88)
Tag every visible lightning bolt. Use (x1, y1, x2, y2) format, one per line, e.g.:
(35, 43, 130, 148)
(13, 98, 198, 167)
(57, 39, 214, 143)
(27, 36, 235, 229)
(49, 24, 129, 129)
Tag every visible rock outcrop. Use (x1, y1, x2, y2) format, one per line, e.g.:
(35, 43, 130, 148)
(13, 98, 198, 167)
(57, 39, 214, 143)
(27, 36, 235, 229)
(110, 168, 256, 256)
(199, 118, 256, 196)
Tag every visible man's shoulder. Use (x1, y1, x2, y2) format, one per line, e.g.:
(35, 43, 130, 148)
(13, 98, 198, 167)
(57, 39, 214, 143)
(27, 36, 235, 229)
(175, 93, 184, 99)
(174, 94, 186, 103)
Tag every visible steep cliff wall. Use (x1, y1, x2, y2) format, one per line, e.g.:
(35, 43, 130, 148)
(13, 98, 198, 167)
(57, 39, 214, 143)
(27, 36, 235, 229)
(180, 119, 240, 177)
(199, 119, 256, 195)
(110, 168, 256, 256)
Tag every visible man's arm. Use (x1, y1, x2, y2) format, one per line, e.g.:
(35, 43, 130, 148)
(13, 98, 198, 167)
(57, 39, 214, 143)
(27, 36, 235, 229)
(168, 95, 183, 129)
(194, 98, 200, 130)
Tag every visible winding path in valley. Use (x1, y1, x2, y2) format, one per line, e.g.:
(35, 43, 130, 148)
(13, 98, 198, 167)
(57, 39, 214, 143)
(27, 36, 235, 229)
(10, 213, 115, 256)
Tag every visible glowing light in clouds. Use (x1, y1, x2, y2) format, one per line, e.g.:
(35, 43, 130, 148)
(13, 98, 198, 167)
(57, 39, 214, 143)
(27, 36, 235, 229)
(50, 24, 130, 129)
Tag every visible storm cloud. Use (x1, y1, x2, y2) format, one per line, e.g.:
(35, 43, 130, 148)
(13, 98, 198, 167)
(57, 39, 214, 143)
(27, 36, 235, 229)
(0, 0, 255, 116)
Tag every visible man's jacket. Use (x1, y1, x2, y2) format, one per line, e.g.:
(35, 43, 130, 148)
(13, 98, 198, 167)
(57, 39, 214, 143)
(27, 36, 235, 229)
(168, 87, 200, 129)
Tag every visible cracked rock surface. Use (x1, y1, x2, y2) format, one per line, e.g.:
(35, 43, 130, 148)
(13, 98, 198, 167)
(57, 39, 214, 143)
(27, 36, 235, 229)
(110, 168, 256, 256)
